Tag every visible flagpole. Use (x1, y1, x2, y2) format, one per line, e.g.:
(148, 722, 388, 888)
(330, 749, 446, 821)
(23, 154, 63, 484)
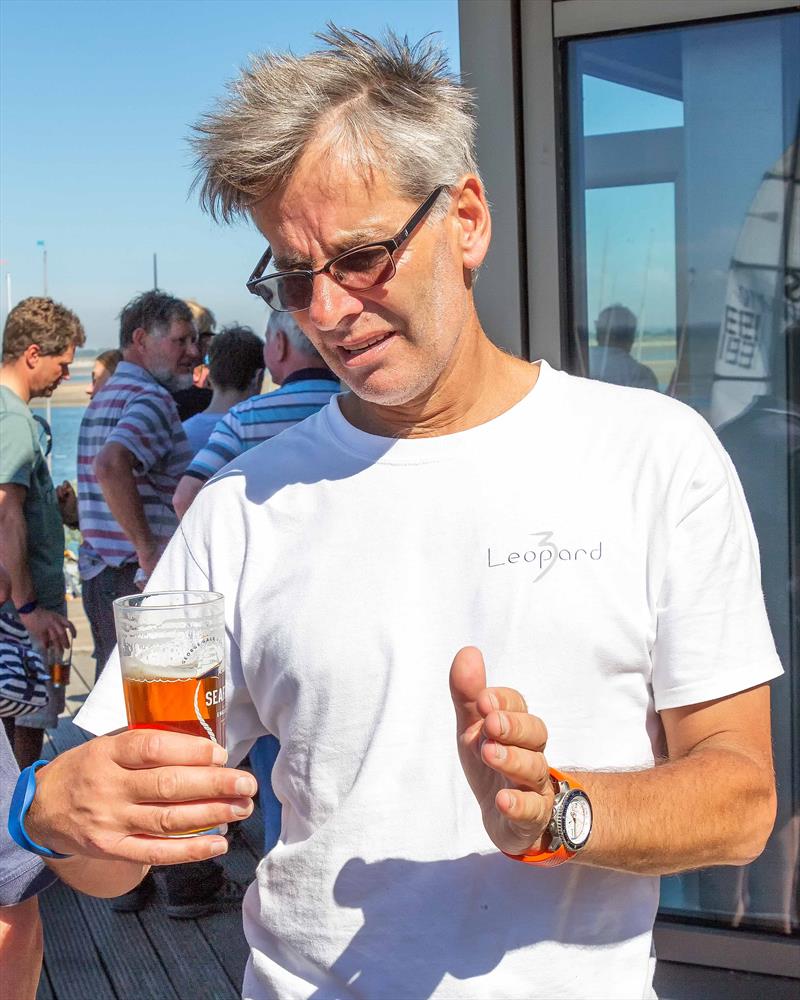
(36, 240, 47, 295)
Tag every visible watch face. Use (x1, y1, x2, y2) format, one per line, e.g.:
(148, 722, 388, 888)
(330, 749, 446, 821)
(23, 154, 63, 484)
(560, 790, 592, 851)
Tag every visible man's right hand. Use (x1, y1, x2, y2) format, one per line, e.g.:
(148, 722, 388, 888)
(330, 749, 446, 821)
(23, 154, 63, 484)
(24, 730, 256, 865)
(20, 606, 76, 654)
(135, 542, 162, 584)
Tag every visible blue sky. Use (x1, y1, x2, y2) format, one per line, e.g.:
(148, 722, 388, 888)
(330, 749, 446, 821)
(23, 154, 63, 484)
(1, 0, 460, 348)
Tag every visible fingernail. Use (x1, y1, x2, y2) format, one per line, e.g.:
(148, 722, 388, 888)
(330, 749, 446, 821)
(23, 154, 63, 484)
(212, 746, 228, 765)
(487, 692, 499, 710)
(232, 802, 250, 817)
(235, 776, 256, 795)
(209, 838, 228, 857)
(493, 742, 507, 761)
(497, 712, 508, 736)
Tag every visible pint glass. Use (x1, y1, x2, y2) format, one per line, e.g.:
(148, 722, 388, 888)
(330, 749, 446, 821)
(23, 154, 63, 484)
(113, 591, 226, 748)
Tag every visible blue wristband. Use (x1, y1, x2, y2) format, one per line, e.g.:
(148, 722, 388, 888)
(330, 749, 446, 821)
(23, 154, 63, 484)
(8, 760, 73, 859)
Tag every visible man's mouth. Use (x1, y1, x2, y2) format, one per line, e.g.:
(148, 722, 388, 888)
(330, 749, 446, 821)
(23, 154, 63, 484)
(337, 332, 395, 366)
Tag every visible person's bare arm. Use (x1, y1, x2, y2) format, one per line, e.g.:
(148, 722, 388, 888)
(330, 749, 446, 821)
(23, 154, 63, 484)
(0, 484, 37, 609)
(450, 647, 776, 875)
(22, 730, 256, 899)
(93, 443, 160, 576)
(0, 896, 43, 1000)
(0, 484, 74, 651)
(173, 475, 205, 521)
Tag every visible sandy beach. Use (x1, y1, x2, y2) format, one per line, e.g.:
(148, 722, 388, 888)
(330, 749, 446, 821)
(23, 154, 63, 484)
(30, 359, 277, 410)
(32, 381, 92, 408)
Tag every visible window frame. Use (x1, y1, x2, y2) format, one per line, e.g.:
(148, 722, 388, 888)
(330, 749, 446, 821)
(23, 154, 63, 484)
(459, 0, 800, 979)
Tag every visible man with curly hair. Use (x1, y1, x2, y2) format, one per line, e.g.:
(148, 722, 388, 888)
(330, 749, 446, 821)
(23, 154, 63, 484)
(0, 297, 84, 768)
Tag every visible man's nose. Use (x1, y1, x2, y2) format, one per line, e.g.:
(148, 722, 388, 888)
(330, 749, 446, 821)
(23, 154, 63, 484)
(306, 273, 362, 332)
(188, 341, 201, 363)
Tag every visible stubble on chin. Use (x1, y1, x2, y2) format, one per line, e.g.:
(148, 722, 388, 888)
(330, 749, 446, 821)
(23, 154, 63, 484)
(152, 370, 194, 392)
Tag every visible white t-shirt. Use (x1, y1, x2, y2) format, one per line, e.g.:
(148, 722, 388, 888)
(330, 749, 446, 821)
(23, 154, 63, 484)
(76, 361, 782, 1000)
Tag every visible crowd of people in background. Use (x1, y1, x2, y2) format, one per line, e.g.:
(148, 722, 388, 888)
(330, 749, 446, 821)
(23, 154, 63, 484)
(0, 287, 340, 920)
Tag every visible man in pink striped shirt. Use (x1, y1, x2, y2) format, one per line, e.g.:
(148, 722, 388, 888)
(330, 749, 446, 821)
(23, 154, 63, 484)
(77, 290, 197, 676)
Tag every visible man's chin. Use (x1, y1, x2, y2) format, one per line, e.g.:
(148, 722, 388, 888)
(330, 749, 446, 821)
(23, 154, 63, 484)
(337, 364, 432, 408)
(152, 370, 193, 392)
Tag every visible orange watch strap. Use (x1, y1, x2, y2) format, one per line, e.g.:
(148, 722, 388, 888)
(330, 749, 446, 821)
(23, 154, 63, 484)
(501, 768, 584, 867)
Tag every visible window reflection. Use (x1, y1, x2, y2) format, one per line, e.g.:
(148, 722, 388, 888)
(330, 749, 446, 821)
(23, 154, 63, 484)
(567, 11, 800, 935)
(589, 303, 659, 390)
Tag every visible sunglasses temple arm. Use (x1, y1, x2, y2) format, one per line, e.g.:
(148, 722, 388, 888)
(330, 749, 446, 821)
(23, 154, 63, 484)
(247, 247, 273, 285)
(393, 186, 446, 248)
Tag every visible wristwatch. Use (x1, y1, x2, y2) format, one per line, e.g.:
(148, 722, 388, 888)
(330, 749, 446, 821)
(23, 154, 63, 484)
(503, 767, 592, 867)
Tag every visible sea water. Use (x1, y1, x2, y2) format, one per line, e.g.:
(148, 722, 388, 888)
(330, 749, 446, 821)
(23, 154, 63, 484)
(29, 404, 85, 486)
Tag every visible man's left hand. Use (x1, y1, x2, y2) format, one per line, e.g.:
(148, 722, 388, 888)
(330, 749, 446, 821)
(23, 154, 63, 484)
(449, 646, 555, 856)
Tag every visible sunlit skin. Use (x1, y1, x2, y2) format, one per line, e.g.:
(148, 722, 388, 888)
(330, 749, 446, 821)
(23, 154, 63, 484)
(250, 149, 538, 438)
(31, 344, 75, 399)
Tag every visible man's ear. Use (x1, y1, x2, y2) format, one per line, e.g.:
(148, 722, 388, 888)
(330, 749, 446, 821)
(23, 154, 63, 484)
(275, 329, 288, 362)
(453, 175, 491, 272)
(22, 343, 42, 369)
(131, 327, 149, 351)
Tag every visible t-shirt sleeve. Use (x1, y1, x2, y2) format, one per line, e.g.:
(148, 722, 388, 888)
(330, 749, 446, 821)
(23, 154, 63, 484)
(0, 727, 57, 905)
(185, 410, 246, 482)
(107, 391, 178, 474)
(0, 412, 36, 489)
(74, 523, 265, 766)
(652, 417, 783, 711)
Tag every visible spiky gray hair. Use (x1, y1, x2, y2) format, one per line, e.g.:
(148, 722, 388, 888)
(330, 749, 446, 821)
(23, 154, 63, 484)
(190, 24, 479, 223)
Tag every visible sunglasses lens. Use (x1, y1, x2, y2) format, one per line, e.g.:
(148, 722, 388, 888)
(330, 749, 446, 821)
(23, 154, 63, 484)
(252, 246, 395, 311)
(333, 247, 395, 289)
(255, 273, 313, 312)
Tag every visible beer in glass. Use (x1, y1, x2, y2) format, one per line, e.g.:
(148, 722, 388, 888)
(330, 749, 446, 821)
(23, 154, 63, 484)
(113, 590, 226, 835)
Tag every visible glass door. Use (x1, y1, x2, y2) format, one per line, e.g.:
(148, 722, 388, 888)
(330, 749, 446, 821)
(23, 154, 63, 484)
(564, 9, 800, 936)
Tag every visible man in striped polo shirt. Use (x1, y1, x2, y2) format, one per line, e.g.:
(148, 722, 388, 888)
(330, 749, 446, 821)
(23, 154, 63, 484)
(172, 311, 338, 519)
(77, 290, 198, 675)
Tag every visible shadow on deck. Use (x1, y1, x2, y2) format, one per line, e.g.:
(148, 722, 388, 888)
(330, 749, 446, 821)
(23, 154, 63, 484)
(36, 624, 259, 1000)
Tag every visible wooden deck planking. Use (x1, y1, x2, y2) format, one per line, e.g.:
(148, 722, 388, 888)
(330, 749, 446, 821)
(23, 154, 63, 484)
(37, 882, 115, 1000)
(35, 965, 55, 1000)
(139, 904, 239, 1000)
(73, 892, 180, 1000)
(195, 907, 253, 993)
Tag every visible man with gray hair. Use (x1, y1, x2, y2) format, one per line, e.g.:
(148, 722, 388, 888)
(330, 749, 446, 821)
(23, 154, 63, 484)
(21, 27, 779, 1000)
(172, 311, 338, 518)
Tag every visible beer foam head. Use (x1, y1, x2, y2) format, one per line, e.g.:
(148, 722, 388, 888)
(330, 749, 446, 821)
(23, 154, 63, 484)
(123, 658, 201, 681)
